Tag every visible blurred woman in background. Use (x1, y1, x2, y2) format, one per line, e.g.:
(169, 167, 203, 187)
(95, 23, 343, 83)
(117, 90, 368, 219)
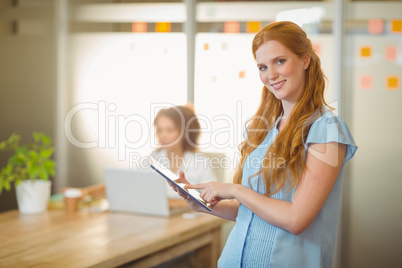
(151, 104, 217, 198)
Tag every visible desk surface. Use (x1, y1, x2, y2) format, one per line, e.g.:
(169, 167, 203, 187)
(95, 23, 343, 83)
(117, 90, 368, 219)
(0, 209, 226, 268)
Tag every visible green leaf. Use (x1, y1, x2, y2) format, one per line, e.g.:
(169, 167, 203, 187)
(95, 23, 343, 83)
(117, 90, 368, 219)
(33, 132, 41, 143)
(44, 160, 55, 168)
(42, 136, 52, 147)
(0, 141, 6, 150)
(5, 163, 13, 174)
(39, 167, 48, 181)
(4, 180, 10, 191)
(29, 150, 38, 160)
(9, 154, 23, 166)
(8, 133, 20, 144)
(44, 160, 56, 177)
(28, 165, 38, 179)
(40, 148, 54, 159)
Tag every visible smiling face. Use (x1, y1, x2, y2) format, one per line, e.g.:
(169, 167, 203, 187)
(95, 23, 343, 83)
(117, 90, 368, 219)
(255, 40, 310, 105)
(155, 115, 182, 149)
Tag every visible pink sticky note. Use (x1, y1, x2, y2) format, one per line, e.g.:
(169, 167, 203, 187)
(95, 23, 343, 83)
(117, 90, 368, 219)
(221, 42, 228, 51)
(312, 43, 322, 56)
(224, 21, 240, 33)
(385, 46, 398, 61)
(368, 19, 383, 34)
(359, 75, 373, 90)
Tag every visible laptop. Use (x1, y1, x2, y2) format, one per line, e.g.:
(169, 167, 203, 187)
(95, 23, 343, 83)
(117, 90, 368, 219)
(104, 167, 189, 217)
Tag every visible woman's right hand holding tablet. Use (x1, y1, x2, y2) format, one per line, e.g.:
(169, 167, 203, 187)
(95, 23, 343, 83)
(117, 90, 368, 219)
(169, 171, 209, 212)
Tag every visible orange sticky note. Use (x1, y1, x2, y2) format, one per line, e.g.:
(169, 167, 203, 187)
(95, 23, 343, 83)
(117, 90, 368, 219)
(387, 76, 399, 90)
(360, 46, 372, 58)
(391, 20, 402, 33)
(155, 22, 171, 33)
(359, 75, 373, 90)
(132, 22, 147, 33)
(312, 43, 322, 56)
(385, 46, 398, 61)
(224, 21, 240, 33)
(368, 19, 383, 34)
(247, 21, 262, 33)
(203, 43, 209, 51)
(239, 71, 245, 79)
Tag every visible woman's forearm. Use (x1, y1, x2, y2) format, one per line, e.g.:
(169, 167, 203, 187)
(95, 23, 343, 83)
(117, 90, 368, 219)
(231, 184, 295, 232)
(205, 199, 240, 222)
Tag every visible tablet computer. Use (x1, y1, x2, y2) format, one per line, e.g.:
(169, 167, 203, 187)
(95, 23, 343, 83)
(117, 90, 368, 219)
(149, 156, 212, 211)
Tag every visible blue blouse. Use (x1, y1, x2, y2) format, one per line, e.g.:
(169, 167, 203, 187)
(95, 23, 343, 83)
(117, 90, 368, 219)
(218, 107, 358, 268)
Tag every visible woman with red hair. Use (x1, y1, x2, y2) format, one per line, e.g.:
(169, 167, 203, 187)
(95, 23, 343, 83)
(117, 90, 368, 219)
(171, 21, 357, 267)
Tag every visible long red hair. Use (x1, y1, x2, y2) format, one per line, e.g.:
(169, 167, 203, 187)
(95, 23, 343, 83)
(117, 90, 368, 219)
(233, 21, 332, 195)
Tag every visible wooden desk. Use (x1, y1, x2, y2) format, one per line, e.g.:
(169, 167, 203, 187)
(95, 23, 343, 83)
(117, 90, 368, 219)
(0, 210, 227, 268)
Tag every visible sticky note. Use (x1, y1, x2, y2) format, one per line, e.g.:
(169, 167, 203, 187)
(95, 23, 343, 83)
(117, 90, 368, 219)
(221, 42, 228, 50)
(359, 75, 373, 90)
(368, 19, 383, 34)
(203, 43, 209, 51)
(239, 71, 245, 79)
(247, 21, 262, 33)
(312, 43, 322, 56)
(212, 76, 217, 82)
(132, 22, 147, 33)
(391, 20, 402, 33)
(207, 7, 215, 17)
(387, 76, 399, 90)
(155, 22, 171, 33)
(385, 46, 398, 61)
(224, 21, 240, 33)
(360, 46, 372, 58)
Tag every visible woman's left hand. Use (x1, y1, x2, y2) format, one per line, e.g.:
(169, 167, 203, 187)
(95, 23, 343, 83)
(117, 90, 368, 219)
(186, 182, 237, 209)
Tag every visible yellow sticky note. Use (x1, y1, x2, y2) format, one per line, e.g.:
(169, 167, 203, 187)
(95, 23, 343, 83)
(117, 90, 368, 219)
(360, 46, 372, 58)
(391, 20, 402, 33)
(387, 76, 399, 90)
(203, 43, 209, 51)
(247, 22, 262, 33)
(155, 22, 171, 33)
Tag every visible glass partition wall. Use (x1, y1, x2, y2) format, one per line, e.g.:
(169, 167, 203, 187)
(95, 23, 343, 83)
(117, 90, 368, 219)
(343, 2, 402, 268)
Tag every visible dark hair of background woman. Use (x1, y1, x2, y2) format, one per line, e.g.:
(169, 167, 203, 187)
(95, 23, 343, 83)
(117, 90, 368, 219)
(153, 105, 201, 152)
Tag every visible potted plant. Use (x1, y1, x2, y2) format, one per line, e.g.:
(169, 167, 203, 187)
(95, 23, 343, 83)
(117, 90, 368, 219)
(0, 132, 55, 214)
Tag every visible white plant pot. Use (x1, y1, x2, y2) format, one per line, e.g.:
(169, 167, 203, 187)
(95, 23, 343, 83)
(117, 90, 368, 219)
(15, 180, 52, 214)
